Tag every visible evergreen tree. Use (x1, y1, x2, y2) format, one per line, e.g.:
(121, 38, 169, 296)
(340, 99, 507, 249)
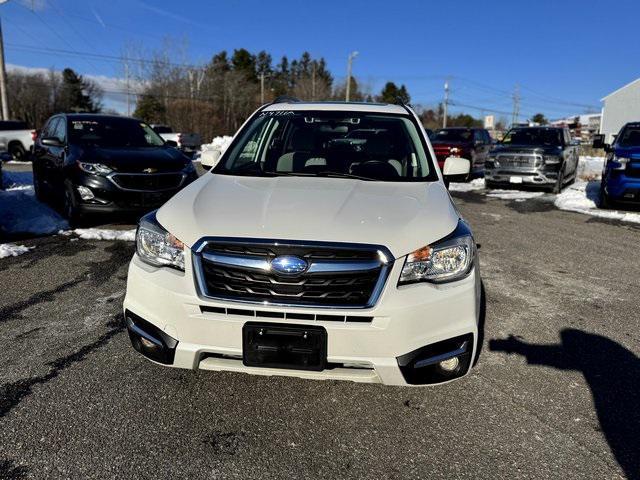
(531, 113, 548, 125)
(231, 48, 257, 80)
(133, 94, 166, 123)
(56, 68, 102, 113)
(378, 81, 410, 104)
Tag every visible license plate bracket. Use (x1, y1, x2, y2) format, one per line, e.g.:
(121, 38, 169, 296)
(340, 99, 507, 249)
(242, 322, 327, 371)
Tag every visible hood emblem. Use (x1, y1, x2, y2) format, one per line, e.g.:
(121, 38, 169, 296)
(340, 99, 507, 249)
(270, 256, 308, 275)
(143, 167, 157, 174)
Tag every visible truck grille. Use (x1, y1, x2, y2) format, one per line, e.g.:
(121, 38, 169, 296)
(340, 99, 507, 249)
(193, 239, 393, 308)
(109, 173, 185, 191)
(495, 154, 540, 170)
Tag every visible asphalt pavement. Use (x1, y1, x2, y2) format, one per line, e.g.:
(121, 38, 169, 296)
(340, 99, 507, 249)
(1, 166, 638, 479)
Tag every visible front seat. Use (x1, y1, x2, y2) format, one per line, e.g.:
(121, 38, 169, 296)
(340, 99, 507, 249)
(276, 129, 317, 172)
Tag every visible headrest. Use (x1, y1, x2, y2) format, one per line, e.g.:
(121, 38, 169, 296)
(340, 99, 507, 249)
(366, 135, 392, 157)
(291, 129, 315, 151)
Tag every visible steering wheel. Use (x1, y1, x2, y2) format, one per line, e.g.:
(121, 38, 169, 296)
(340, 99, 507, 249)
(352, 160, 400, 180)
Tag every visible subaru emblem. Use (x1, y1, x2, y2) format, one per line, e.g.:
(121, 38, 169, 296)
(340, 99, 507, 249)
(270, 256, 308, 275)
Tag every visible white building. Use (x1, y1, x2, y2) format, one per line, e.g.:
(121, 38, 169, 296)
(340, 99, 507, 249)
(600, 78, 640, 142)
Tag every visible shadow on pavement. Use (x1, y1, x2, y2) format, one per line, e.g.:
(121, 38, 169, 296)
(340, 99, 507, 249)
(490, 330, 640, 480)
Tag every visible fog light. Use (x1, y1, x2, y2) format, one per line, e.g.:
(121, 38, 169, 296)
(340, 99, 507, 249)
(439, 356, 460, 371)
(139, 336, 157, 349)
(77, 185, 94, 200)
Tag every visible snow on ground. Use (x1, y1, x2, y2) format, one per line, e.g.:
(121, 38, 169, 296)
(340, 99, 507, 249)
(486, 190, 545, 201)
(555, 181, 640, 224)
(0, 243, 33, 258)
(448, 178, 485, 192)
(73, 228, 136, 241)
(0, 171, 69, 236)
(576, 156, 604, 180)
(200, 136, 233, 154)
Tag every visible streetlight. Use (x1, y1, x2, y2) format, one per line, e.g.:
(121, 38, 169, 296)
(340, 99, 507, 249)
(345, 51, 358, 102)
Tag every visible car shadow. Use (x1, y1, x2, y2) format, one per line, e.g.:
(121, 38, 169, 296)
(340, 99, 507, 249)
(585, 179, 601, 203)
(489, 330, 640, 479)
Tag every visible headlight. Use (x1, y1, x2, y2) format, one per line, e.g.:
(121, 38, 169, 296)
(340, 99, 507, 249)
(611, 155, 630, 170)
(136, 211, 185, 270)
(78, 162, 113, 175)
(399, 221, 475, 285)
(543, 155, 561, 165)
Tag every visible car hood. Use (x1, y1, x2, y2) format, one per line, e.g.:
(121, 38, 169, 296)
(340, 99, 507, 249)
(490, 144, 562, 156)
(73, 146, 188, 172)
(157, 174, 460, 258)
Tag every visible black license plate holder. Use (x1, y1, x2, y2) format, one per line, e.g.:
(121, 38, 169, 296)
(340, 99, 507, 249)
(242, 322, 327, 371)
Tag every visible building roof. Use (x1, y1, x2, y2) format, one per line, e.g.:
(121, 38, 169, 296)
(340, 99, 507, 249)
(263, 101, 408, 114)
(601, 77, 640, 101)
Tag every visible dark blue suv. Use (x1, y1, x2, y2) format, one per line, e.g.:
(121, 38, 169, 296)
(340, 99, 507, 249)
(594, 123, 640, 208)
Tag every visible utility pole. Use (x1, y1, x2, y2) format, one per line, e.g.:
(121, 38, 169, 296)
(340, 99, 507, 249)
(0, 14, 9, 121)
(260, 71, 265, 104)
(442, 78, 450, 128)
(511, 84, 520, 126)
(345, 51, 358, 101)
(311, 61, 316, 101)
(124, 60, 131, 116)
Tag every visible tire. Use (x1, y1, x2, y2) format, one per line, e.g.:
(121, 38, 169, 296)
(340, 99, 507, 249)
(8, 142, 26, 162)
(599, 187, 613, 209)
(63, 182, 83, 227)
(551, 169, 565, 194)
(33, 168, 48, 202)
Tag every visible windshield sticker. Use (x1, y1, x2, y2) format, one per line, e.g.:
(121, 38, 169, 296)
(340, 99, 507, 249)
(259, 111, 295, 117)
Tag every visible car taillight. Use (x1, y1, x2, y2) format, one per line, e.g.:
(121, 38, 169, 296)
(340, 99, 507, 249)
(177, 133, 182, 146)
(449, 147, 462, 157)
(31, 130, 38, 141)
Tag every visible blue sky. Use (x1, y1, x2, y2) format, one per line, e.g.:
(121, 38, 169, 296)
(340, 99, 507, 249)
(2, 0, 639, 121)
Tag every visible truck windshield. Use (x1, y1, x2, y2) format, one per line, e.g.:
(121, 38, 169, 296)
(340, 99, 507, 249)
(501, 128, 562, 146)
(68, 118, 165, 148)
(617, 126, 640, 147)
(216, 111, 436, 182)
(432, 129, 472, 142)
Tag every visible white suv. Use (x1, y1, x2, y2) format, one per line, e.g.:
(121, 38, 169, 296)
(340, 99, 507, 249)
(124, 100, 481, 386)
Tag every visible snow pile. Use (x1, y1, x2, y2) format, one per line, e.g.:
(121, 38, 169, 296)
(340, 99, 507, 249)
(486, 190, 545, 201)
(554, 181, 640, 224)
(73, 228, 136, 241)
(0, 243, 33, 258)
(577, 156, 604, 180)
(448, 178, 485, 192)
(0, 171, 69, 236)
(200, 136, 233, 154)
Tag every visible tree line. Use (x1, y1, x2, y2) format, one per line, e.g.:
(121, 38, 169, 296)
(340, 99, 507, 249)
(6, 47, 497, 138)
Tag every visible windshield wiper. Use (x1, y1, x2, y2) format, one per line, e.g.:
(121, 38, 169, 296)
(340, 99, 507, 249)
(270, 171, 376, 181)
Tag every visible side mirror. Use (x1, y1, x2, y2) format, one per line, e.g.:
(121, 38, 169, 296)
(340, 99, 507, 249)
(165, 140, 178, 148)
(200, 149, 222, 169)
(592, 134, 608, 150)
(442, 156, 471, 184)
(41, 136, 63, 147)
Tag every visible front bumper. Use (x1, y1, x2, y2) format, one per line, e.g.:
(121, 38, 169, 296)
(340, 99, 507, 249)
(484, 165, 559, 186)
(72, 170, 197, 214)
(603, 171, 640, 203)
(123, 250, 481, 387)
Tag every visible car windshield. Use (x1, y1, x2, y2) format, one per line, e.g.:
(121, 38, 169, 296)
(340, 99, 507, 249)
(433, 129, 472, 142)
(68, 118, 165, 148)
(216, 111, 436, 182)
(616, 126, 640, 147)
(501, 128, 562, 146)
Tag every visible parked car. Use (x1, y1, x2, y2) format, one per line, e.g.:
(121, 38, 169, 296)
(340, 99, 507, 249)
(150, 125, 202, 154)
(124, 99, 481, 387)
(431, 127, 492, 180)
(593, 123, 640, 208)
(0, 148, 12, 189)
(32, 114, 198, 224)
(0, 120, 36, 161)
(485, 126, 579, 192)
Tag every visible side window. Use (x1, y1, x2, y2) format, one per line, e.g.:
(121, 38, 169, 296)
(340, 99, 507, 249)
(53, 118, 66, 143)
(484, 130, 492, 143)
(41, 118, 56, 138)
(473, 130, 484, 144)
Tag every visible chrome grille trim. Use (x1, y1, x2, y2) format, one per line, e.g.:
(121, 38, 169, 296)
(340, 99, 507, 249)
(192, 237, 395, 309)
(107, 172, 186, 192)
(494, 153, 541, 170)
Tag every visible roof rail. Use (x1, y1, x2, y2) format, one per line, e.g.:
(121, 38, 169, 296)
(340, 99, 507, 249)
(395, 96, 413, 114)
(273, 95, 300, 104)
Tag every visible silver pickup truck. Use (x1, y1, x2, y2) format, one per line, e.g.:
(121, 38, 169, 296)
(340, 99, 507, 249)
(0, 120, 35, 161)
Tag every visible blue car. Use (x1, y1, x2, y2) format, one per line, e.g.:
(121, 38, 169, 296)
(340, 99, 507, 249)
(594, 123, 640, 208)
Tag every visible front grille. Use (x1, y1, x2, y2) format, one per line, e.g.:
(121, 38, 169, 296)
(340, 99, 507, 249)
(194, 239, 393, 308)
(110, 173, 184, 191)
(495, 154, 539, 169)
